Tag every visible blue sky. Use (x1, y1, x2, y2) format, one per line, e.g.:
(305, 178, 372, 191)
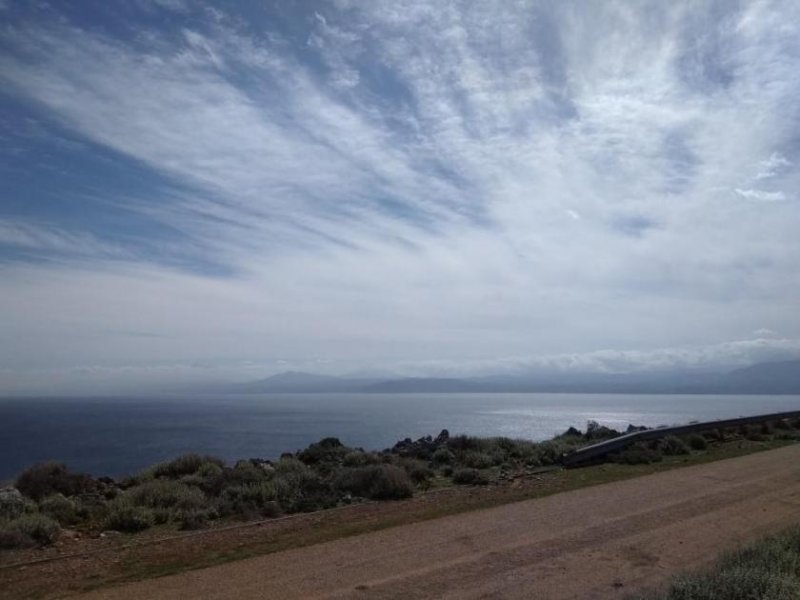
(1, 0, 799, 393)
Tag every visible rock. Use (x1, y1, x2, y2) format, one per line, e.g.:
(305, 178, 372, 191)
(61, 529, 81, 540)
(99, 530, 122, 538)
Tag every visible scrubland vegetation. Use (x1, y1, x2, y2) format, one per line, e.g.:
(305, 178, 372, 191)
(633, 526, 800, 599)
(2, 418, 799, 550)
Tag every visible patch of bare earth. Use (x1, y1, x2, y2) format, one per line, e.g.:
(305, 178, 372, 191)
(5, 444, 799, 600)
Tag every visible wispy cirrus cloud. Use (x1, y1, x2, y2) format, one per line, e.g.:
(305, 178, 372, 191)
(0, 1, 798, 392)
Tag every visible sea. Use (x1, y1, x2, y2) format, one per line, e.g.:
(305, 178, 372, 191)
(2, 393, 799, 481)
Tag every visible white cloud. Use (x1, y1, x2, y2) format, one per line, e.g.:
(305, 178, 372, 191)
(0, 2, 799, 391)
(734, 188, 787, 202)
(756, 152, 791, 180)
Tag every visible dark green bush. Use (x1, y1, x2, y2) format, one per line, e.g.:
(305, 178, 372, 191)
(585, 420, 620, 441)
(401, 460, 434, 486)
(686, 434, 708, 451)
(462, 451, 495, 469)
(105, 500, 154, 532)
(274, 460, 337, 512)
(635, 527, 800, 599)
(334, 465, 414, 500)
(150, 454, 225, 479)
(431, 447, 455, 465)
(39, 493, 79, 525)
(219, 482, 277, 518)
(452, 468, 489, 485)
(446, 435, 486, 453)
(0, 514, 60, 547)
(0, 487, 34, 521)
(196, 461, 224, 478)
(342, 451, 379, 467)
(127, 480, 208, 511)
(298, 438, 349, 466)
(613, 443, 663, 465)
(659, 436, 691, 456)
(15, 462, 96, 501)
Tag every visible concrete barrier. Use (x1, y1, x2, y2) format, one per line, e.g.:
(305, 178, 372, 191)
(560, 409, 800, 467)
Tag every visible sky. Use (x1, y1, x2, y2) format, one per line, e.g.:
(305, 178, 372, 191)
(1, 0, 799, 394)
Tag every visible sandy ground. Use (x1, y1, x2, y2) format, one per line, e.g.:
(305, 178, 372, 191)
(75, 445, 800, 600)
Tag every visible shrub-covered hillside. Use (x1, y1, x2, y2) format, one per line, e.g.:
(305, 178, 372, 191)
(2, 418, 799, 550)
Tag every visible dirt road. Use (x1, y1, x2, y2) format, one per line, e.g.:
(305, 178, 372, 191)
(79, 445, 800, 600)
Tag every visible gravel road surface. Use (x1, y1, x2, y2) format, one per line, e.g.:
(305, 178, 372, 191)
(78, 445, 800, 599)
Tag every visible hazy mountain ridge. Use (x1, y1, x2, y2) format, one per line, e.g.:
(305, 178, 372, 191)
(220, 360, 800, 394)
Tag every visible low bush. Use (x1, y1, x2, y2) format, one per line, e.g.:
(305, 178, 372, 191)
(452, 468, 489, 485)
(462, 451, 495, 469)
(0, 514, 60, 547)
(38, 493, 79, 525)
(150, 454, 225, 479)
(635, 527, 800, 599)
(431, 447, 455, 465)
(613, 443, 663, 465)
(334, 465, 414, 500)
(274, 462, 337, 512)
(400, 460, 434, 486)
(104, 499, 154, 532)
(298, 438, 349, 466)
(196, 461, 224, 478)
(15, 462, 95, 501)
(0, 487, 34, 521)
(343, 451, 378, 467)
(686, 434, 708, 451)
(219, 482, 277, 518)
(585, 421, 620, 441)
(659, 436, 690, 456)
(126, 480, 208, 512)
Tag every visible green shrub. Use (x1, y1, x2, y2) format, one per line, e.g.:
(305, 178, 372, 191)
(105, 499, 154, 532)
(150, 454, 225, 479)
(0, 487, 35, 522)
(613, 443, 663, 465)
(452, 468, 489, 485)
(274, 461, 337, 513)
(400, 460, 434, 486)
(15, 462, 95, 501)
(38, 493, 79, 525)
(126, 480, 208, 511)
(431, 447, 455, 465)
(298, 438, 349, 466)
(635, 527, 800, 599)
(342, 451, 379, 467)
(219, 482, 277, 518)
(462, 451, 495, 469)
(334, 465, 414, 500)
(446, 435, 486, 453)
(0, 514, 60, 547)
(196, 461, 224, 478)
(534, 441, 569, 466)
(686, 434, 708, 451)
(659, 436, 690, 456)
(585, 420, 620, 441)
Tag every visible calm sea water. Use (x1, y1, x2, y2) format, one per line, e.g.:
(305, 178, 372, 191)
(2, 393, 799, 480)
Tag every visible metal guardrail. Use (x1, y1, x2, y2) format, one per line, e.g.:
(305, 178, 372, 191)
(560, 409, 800, 467)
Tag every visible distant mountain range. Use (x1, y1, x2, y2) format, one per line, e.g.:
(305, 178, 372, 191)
(215, 359, 800, 395)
